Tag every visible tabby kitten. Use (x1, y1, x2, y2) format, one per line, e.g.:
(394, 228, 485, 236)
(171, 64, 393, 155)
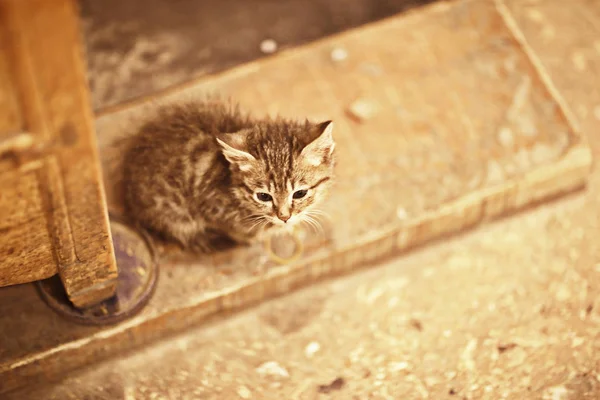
(123, 100, 335, 253)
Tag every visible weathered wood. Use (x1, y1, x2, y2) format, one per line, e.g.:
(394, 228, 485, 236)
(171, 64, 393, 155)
(0, 165, 57, 285)
(0, 14, 22, 135)
(0, 0, 118, 307)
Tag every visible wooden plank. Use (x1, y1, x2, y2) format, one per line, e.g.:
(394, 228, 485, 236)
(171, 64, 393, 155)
(0, 16, 23, 135)
(0, 169, 44, 230)
(0, 168, 57, 285)
(0, 220, 56, 286)
(0, 0, 118, 307)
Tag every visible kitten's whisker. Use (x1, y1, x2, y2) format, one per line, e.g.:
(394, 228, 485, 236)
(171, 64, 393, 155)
(302, 215, 322, 234)
(306, 209, 332, 221)
(248, 218, 267, 232)
(242, 214, 264, 222)
(298, 216, 315, 232)
(307, 215, 325, 234)
(303, 212, 327, 233)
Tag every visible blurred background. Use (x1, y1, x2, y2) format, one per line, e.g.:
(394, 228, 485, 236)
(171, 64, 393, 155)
(81, 0, 437, 110)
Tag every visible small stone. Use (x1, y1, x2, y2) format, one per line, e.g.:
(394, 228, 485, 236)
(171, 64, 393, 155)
(260, 39, 278, 54)
(424, 377, 440, 387)
(396, 207, 408, 220)
(331, 47, 348, 62)
(410, 318, 423, 332)
(317, 377, 345, 393)
(498, 127, 515, 148)
(237, 386, 252, 399)
(389, 361, 410, 372)
(497, 342, 517, 353)
(555, 285, 571, 301)
(543, 386, 569, 400)
(304, 341, 321, 358)
(256, 361, 289, 378)
(347, 98, 378, 122)
(445, 371, 457, 380)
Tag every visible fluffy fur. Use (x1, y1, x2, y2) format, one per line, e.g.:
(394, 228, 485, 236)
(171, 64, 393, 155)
(123, 100, 335, 253)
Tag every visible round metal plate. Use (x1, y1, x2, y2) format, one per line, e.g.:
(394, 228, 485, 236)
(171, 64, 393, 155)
(36, 215, 158, 326)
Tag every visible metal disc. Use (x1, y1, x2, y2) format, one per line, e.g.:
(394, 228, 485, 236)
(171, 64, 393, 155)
(36, 215, 158, 326)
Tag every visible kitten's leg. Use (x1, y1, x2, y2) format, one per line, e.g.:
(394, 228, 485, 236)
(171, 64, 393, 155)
(136, 205, 204, 251)
(193, 229, 241, 253)
(225, 230, 254, 247)
(188, 232, 215, 254)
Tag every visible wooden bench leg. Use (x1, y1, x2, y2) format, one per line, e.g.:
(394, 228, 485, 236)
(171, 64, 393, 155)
(1, 0, 118, 308)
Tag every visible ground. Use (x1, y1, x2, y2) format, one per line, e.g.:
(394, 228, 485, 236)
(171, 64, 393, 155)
(3, 0, 600, 399)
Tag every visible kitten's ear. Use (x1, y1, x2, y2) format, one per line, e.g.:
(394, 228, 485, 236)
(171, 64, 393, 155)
(216, 132, 255, 171)
(301, 121, 335, 166)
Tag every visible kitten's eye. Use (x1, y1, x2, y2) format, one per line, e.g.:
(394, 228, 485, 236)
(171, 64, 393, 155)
(293, 189, 308, 199)
(256, 192, 273, 202)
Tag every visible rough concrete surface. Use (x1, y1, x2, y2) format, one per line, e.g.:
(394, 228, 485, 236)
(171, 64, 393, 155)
(7, 188, 600, 400)
(3, 0, 600, 398)
(80, 0, 436, 110)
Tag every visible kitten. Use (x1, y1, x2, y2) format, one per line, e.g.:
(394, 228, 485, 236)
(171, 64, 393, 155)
(123, 100, 335, 253)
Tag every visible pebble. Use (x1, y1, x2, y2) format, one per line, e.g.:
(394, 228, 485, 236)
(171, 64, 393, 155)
(260, 39, 278, 54)
(555, 285, 571, 301)
(237, 386, 252, 399)
(331, 47, 348, 62)
(543, 386, 569, 400)
(347, 98, 378, 122)
(389, 361, 410, 372)
(396, 207, 408, 220)
(256, 361, 289, 378)
(304, 341, 321, 358)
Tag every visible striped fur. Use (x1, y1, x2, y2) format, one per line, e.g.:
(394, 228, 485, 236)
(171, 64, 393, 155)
(123, 100, 335, 253)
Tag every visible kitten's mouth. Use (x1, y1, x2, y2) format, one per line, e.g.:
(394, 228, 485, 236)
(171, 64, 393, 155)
(269, 217, 297, 231)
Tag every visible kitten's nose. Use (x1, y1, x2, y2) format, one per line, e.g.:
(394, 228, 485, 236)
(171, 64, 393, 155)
(278, 214, 290, 223)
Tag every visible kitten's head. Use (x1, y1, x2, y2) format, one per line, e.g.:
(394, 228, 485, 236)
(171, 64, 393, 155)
(217, 119, 335, 232)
